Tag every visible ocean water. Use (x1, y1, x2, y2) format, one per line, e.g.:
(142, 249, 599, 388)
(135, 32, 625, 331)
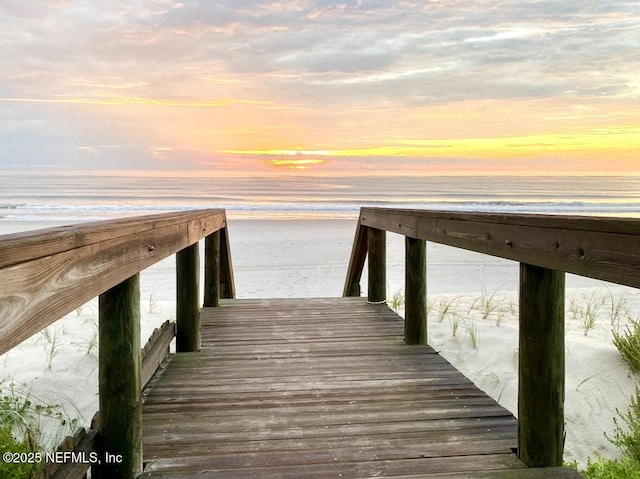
(1, 171, 640, 222)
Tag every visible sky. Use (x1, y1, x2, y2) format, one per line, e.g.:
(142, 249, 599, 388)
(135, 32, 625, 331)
(0, 0, 639, 176)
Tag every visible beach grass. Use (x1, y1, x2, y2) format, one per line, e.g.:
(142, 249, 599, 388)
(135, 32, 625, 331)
(389, 285, 640, 472)
(0, 380, 78, 478)
(38, 327, 62, 370)
(466, 320, 479, 349)
(582, 457, 640, 478)
(148, 291, 160, 314)
(606, 289, 628, 327)
(608, 385, 640, 462)
(613, 318, 640, 372)
(389, 289, 405, 313)
(576, 385, 640, 478)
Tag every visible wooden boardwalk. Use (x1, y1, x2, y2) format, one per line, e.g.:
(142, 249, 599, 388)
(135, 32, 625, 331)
(140, 298, 577, 478)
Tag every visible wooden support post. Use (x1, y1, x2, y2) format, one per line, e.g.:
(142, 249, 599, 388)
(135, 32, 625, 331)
(367, 228, 386, 303)
(348, 282, 361, 297)
(204, 230, 220, 307)
(405, 236, 427, 345)
(176, 242, 201, 352)
(219, 227, 236, 299)
(343, 223, 368, 297)
(97, 274, 142, 479)
(518, 263, 565, 467)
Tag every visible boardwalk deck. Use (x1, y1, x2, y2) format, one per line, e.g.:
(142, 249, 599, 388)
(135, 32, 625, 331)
(140, 298, 578, 478)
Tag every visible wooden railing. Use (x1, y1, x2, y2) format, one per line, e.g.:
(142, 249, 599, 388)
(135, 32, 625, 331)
(343, 206, 640, 468)
(0, 209, 235, 478)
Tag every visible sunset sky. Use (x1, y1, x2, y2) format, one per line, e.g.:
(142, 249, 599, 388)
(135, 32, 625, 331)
(1, 1, 639, 176)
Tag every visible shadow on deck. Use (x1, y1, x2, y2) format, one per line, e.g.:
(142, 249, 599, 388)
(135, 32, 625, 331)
(140, 298, 578, 478)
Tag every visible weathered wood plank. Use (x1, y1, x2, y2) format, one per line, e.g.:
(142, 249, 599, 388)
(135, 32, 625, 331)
(34, 427, 97, 479)
(142, 391, 499, 413)
(358, 206, 640, 289)
(156, 354, 460, 372)
(518, 264, 565, 467)
(140, 453, 525, 478)
(97, 274, 142, 479)
(405, 236, 427, 344)
(0, 210, 226, 355)
(413, 469, 581, 479)
(367, 227, 386, 302)
(140, 467, 581, 479)
(142, 419, 515, 448)
(219, 226, 236, 299)
(0, 209, 226, 269)
(343, 222, 368, 296)
(143, 437, 519, 471)
(141, 321, 175, 390)
(156, 343, 439, 359)
(143, 425, 517, 456)
(176, 243, 200, 352)
(141, 299, 533, 478)
(142, 382, 483, 407)
(143, 398, 509, 429)
(203, 230, 220, 307)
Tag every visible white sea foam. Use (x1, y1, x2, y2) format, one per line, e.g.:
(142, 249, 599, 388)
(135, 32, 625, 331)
(1, 172, 640, 221)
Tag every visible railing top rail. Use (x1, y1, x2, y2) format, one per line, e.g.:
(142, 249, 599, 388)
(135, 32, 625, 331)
(360, 206, 640, 235)
(351, 206, 640, 290)
(0, 208, 226, 269)
(0, 209, 228, 355)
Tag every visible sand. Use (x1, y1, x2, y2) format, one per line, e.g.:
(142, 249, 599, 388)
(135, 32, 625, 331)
(1, 218, 639, 468)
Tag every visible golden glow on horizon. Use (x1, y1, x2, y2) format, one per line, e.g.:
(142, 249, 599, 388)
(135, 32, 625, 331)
(252, 149, 335, 156)
(226, 126, 640, 162)
(5, 93, 637, 175)
(267, 159, 326, 169)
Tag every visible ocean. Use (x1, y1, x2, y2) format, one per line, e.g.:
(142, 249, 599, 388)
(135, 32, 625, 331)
(1, 171, 640, 222)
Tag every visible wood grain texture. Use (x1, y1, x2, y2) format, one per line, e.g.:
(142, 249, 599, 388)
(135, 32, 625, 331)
(343, 223, 367, 297)
(405, 236, 427, 345)
(139, 298, 578, 478)
(0, 210, 226, 355)
(203, 231, 220, 307)
(219, 226, 236, 299)
(518, 264, 565, 467)
(176, 243, 200, 353)
(358, 207, 640, 289)
(98, 274, 142, 479)
(139, 467, 581, 479)
(141, 321, 176, 390)
(34, 427, 97, 479)
(0, 209, 226, 269)
(367, 228, 386, 302)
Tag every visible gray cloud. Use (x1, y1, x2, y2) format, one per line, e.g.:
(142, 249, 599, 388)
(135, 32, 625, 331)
(4, 0, 636, 101)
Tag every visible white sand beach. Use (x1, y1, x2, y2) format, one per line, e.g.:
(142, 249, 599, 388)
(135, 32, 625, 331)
(1, 218, 639, 469)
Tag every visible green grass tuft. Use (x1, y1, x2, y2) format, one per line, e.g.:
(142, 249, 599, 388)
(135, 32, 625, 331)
(607, 385, 640, 462)
(0, 425, 41, 479)
(389, 290, 405, 313)
(0, 380, 78, 478)
(581, 457, 640, 478)
(613, 318, 640, 372)
(572, 383, 640, 478)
